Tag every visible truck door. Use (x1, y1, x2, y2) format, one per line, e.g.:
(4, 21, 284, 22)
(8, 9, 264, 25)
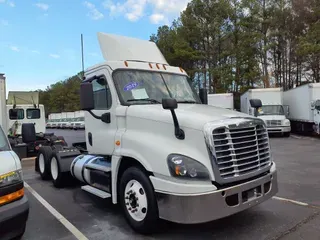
(85, 70, 118, 155)
(314, 100, 320, 134)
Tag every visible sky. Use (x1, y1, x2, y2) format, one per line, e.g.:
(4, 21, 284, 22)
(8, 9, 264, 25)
(0, 0, 190, 94)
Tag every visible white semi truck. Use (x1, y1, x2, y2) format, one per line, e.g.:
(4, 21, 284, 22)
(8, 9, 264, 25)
(241, 88, 291, 137)
(283, 83, 320, 135)
(0, 76, 66, 159)
(208, 93, 234, 110)
(35, 33, 278, 234)
(6, 91, 46, 136)
(0, 73, 29, 239)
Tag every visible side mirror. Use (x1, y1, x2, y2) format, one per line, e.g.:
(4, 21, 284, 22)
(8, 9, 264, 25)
(199, 89, 208, 104)
(80, 82, 94, 111)
(249, 99, 262, 109)
(162, 98, 177, 110)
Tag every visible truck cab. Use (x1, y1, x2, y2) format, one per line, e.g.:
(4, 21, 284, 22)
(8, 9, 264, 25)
(241, 88, 291, 137)
(256, 104, 291, 137)
(79, 33, 278, 232)
(38, 33, 278, 234)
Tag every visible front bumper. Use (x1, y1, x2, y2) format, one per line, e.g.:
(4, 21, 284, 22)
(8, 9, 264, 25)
(155, 170, 278, 224)
(0, 195, 29, 239)
(267, 126, 291, 133)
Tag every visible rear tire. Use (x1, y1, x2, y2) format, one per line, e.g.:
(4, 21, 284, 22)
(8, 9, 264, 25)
(50, 152, 68, 188)
(37, 146, 53, 180)
(119, 167, 159, 234)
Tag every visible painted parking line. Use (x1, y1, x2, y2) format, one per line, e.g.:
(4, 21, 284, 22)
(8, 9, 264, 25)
(24, 182, 89, 240)
(272, 196, 309, 207)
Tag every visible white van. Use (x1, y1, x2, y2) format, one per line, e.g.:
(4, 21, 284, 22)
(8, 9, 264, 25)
(0, 125, 29, 239)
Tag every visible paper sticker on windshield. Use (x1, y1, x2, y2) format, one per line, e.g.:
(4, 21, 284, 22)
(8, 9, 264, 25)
(124, 82, 139, 91)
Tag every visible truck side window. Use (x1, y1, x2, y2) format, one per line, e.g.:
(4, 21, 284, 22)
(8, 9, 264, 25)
(92, 77, 112, 110)
(9, 109, 24, 120)
(26, 109, 41, 119)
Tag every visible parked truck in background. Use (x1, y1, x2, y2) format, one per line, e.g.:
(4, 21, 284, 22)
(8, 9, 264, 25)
(65, 112, 75, 129)
(6, 91, 46, 136)
(73, 110, 85, 129)
(283, 83, 320, 135)
(34, 33, 278, 234)
(0, 73, 29, 239)
(0, 75, 67, 159)
(241, 88, 291, 137)
(207, 93, 234, 110)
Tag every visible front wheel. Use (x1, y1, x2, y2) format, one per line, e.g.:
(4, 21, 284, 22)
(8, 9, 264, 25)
(119, 167, 159, 234)
(284, 132, 290, 138)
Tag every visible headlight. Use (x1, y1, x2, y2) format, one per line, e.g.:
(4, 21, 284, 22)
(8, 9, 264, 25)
(0, 170, 23, 188)
(167, 154, 210, 180)
(283, 119, 290, 126)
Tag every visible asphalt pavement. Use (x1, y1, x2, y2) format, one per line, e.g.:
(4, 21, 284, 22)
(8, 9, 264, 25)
(20, 130, 320, 240)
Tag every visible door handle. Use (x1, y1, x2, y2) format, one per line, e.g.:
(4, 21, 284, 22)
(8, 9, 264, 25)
(88, 132, 93, 146)
(101, 112, 111, 124)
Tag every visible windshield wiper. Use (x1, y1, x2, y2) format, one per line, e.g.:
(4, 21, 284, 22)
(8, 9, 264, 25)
(179, 101, 197, 103)
(127, 98, 161, 104)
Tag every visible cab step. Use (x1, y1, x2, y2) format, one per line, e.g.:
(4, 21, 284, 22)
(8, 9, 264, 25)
(81, 185, 111, 199)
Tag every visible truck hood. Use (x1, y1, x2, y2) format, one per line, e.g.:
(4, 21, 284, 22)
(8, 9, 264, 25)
(0, 151, 18, 175)
(258, 115, 286, 121)
(126, 104, 251, 130)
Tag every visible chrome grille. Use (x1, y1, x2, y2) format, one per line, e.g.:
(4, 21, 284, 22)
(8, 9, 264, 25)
(212, 124, 271, 179)
(266, 120, 281, 126)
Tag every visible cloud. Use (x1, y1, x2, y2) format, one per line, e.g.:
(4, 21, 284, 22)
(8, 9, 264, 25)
(0, 19, 9, 26)
(9, 46, 19, 52)
(49, 54, 60, 59)
(103, 0, 146, 22)
(31, 50, 40, 54)
(103, 0, 189, 23)
(35, 3, 49, 11)
(84, 1, 104, 20)
(149, 13, 166, 24)
(0, 0, 15, 7)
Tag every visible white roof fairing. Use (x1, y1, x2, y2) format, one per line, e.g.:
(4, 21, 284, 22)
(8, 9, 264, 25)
(97, 32, 169, 65)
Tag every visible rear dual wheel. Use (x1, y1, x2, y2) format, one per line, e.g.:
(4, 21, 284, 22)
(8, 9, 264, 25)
(37, 146, 53, 180)
(50, 152, 69, 188)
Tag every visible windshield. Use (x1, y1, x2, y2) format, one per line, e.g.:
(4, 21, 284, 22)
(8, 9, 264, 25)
(258, 105, 285, 116)
(113, 70, 201, 105)
(0, 126, 10, 151)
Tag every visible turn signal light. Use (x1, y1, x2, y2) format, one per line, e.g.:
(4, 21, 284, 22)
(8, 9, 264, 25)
(0, 188, 24, 206)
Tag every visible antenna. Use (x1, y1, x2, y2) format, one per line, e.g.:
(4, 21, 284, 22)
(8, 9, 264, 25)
(81, 33, 85, 80)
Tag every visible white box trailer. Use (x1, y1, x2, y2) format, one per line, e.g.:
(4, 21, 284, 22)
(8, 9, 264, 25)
(208, 93, 234, 110)
(73, 110, 85, 129)
(49, 113, 61, 128)
(241, 88, 291, 136)
(283, 83, 320, 134)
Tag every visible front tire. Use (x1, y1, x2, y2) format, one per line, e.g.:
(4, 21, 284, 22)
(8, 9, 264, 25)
(119, 167, 159, 234)
(284, 132, 290, 137)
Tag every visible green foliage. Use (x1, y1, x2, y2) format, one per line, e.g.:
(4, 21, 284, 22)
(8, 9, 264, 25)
(38, 72, 82, 117)
(150, 0, 320, 93)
